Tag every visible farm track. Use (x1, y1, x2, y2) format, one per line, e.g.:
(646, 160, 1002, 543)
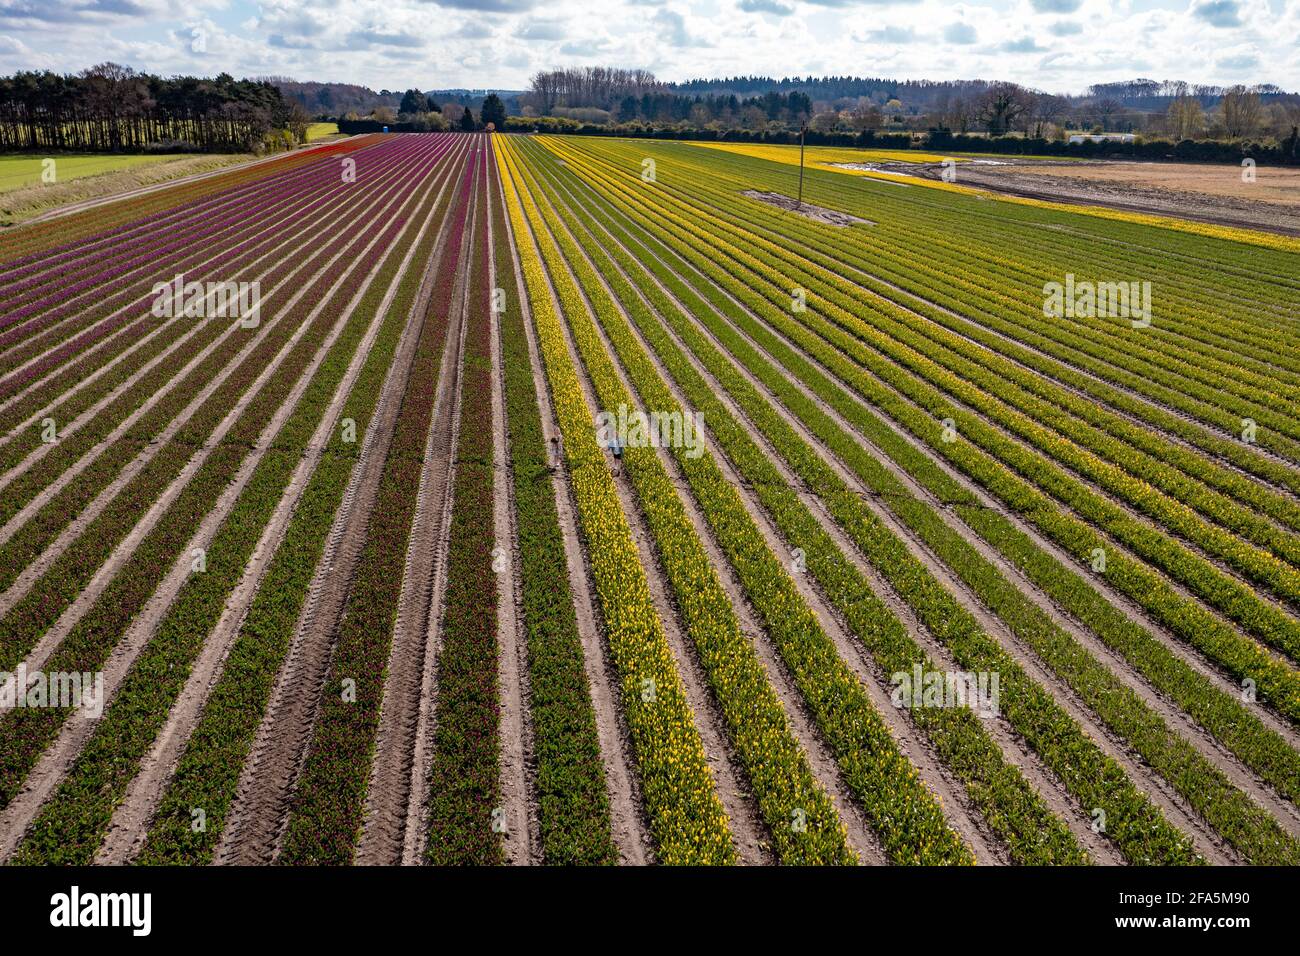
(357, 146, 476, 867)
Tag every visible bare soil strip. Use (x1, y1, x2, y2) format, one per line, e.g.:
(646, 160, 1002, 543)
(216, 143, 471, 866)
(934, 164, 1300, 238)
(741, 190, 873, 227)
(357, 158, 476, 867)
(504, 204, 651, 865)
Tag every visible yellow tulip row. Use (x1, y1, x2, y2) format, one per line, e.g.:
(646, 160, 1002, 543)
(494, 135, 734, 865)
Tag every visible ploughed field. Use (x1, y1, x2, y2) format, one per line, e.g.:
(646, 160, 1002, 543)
(0, 130, 1298, 865)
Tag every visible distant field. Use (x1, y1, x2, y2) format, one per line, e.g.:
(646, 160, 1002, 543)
(684, 140, 958, 166)
(0, 152, 251, 225)
(996, 159, 1300, 206)
(306, 122, 341, 142)
(0, 153, 190, 193)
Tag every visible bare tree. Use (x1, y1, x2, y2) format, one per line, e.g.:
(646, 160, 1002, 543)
(1220, 85, 1263, 139)
(1165, 82, 1204, 140)
(979, 83, 1031, 135)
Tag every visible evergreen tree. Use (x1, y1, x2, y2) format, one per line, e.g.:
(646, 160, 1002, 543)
(480, 93, 506, 129)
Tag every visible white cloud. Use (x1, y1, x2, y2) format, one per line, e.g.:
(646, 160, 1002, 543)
(0, 0, 1293, 92)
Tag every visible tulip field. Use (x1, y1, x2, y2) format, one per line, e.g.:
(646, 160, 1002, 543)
(0, 130, 1298, 866)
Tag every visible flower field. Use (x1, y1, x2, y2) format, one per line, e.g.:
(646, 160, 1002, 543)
(0, 129, 1297, 867)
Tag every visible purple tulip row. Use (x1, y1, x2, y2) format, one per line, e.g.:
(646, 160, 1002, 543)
(0, 138, 386, 285)
(0, 136, 438, 338)
(0, 137, 453, 379)
(0, 135, 459, 404)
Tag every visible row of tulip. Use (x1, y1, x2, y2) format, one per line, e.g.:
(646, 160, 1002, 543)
(278, 151, 477, 865)
(133, 139, 468, 866)
(0, 138, 388, 298)
(524, 136, 1298, 861)
(487, 148, 618, 864)
(508, 136, 1003, 863)
(502, 137, 860, 864)
(658, 142, 1300, 469)
(0, 138, 458, 655)
(424, 147, 509, 864)
(519, 136, 1204, 864)
(543, 137, 1300, 695)
(497, 136, 736, 865)
(0, 136, 381, 266)
(0, 136, 440, 392)
(529, 154, 1299, 863)
(0, 139, 464, 810)
(4, 139, 467, 865)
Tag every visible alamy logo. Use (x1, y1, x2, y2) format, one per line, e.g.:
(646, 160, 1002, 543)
(1043, 273, 1151, 328)
(890, 664, 1000, 718)
(595, 403, 704, 459)
(150, 273, 261, 327)
(0, 664, 104, 719)
(50, 886, 151, 936)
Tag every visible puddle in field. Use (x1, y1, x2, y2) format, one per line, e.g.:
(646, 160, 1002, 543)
(826, 162, 918, 184)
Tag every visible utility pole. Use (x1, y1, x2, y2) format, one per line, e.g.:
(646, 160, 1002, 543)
(797, 121, 807, 209)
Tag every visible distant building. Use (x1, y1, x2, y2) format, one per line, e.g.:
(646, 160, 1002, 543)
(1067, 133, 1136, 145)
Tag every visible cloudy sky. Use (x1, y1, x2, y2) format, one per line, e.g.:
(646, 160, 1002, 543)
(0, 0, 1295, 93)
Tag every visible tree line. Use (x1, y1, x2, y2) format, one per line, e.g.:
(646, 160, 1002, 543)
(0, 63, 303, 153)
(524, 67, 1299, 148)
